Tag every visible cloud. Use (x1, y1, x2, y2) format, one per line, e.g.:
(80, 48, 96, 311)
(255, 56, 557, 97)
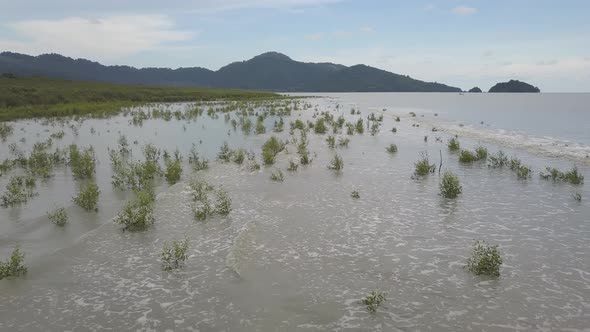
(452, 6, 477, 16)
(0, 15, 191, 60)
(360, 26, 375, 33)
(305, 32, 325, 41)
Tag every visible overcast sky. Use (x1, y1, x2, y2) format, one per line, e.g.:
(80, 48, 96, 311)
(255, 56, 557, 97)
(1, 0, 589, 92)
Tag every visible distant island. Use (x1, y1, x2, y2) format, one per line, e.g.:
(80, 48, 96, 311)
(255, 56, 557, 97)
(0, 51, 462, 93)
(468, 87, 482, 93)
(488, 80, 540, 93)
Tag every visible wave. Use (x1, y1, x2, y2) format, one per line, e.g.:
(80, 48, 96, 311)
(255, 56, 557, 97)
(422, 120, 590, 165)
(225, 221, 257, 277)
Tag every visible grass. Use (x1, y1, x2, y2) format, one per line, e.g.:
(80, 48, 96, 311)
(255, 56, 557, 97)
(465, 240, 503, 277)
(161, 238, 189, 271)
(73, 182, 100, 212)
(0, 246, 27, 280)
(448, 137, 460, 151)
(113, 189, 155, 231)
(361, 291, 385, 313)
(351, 190, 360, 199)
(328, 154, 344, 171)
(414, 153, 436, 177)
(1, 175, 37, 207)
(0, 76, 280, 121)
(386, 144, 398, 154)
(270, 169, 285, 182)
(440, 171, 462, 198)
(47, 206, 68, 226)
(540, 166, 584, 185)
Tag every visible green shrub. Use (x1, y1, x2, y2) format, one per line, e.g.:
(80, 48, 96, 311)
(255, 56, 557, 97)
(47, 206, 68, 226)
(161, 238, 189, 271)
(448, 138, 460, 151)
(0, 246, 27, 280)
(414, 154, 436, 177)
(270, 169, 285, 182)
(73, 182, 100, 212)
(1, 175, 37, 207)
(386, 144, 398, 154)
(351, 190, 360, 199)
(113, 189, 155, 231)
(361, 291, 385, 313)
(440, 171, 462, 198)
(328, 154, 343, 171)
(465, 240, 502, 277)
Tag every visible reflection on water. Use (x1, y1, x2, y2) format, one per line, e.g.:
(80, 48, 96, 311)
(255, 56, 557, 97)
(0, 95, 589, 331)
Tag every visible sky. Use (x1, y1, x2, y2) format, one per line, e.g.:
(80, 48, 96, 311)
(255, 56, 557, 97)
(1, 0, 589, 92)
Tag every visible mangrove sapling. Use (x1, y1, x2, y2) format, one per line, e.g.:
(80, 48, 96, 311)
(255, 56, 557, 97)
(370, 122, 380, 136)
(515, 165, 532, 180)
(573, 192, 582, 202)
(386, 144, 398, 154)
(255, 120, 266, 134)
(161, 238, 189, 271)
(540, 166, 584, 185)
(395, 116, 400, 122)
(273, 117, 285, 132)
(314, 118, 328, 134)
(346, 123, 355, 135)
(113, 189, 155, 231)
(1, 175, 37, 207)
(270, 169, 285, 182)
(193, 200, 213, 221)
(287, 160, 299, 172)
(164, 157, 182, 185)
(475, 146, 488, 161)
(47, 206, 68, 226)
(232, 149, 246, 165)
(488, 150, 508, 168)
(458, 150, 479, 163)
(355, 118, 364, 134)
(73, 182, 100, 212)
(190, 180, 214, 202)
(361, 291, 386, 313)
(351, 190, 360, 199)
(214, 189, 232, 216)
(439, 171, 462, 199)
(413, 153, 436, 177)
(465, 240, 503, 277)
(0, 246, 27, 280)
(188, 145, 209, 171)
(326, 135, 336, 149)
(508, 157, 522, 171)
(328, 154, 344, 171)
(261, 136, 284, 165)
(338, 137, 350, 147)
(0, 123, 14, 141)
(68, 145, 97, 179)
(391, 127, 397, 133)
(217, 142, 232, 162)
(448, 137, 460, 151)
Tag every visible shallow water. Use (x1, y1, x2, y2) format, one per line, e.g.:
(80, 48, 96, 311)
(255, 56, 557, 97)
(0, 94, 589, 331)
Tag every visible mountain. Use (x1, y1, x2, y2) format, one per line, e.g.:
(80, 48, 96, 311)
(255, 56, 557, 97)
(488, 80, 540, 93)
(0, 51, 462, 92)
(468, 87, 482, 93)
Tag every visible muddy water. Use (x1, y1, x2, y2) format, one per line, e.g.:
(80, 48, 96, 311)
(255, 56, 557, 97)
(0, 95, 588, 331)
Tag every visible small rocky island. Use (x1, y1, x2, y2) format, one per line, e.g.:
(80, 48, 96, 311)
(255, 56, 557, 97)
(468, 87, 482, 93)
(488, 80, 540, 93)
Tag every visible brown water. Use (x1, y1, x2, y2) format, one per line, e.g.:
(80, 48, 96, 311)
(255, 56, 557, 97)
(0, 94, 588, 331)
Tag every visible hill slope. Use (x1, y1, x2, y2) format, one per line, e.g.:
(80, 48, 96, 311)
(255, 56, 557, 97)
(489, 80, 540, 93)
(0, 51, 461, 92)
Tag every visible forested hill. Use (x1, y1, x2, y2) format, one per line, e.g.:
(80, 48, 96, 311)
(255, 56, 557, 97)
(0, 51, 462, 92)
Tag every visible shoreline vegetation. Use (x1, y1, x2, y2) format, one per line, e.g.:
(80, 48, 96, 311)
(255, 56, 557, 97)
(0, 76, 281, 122)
